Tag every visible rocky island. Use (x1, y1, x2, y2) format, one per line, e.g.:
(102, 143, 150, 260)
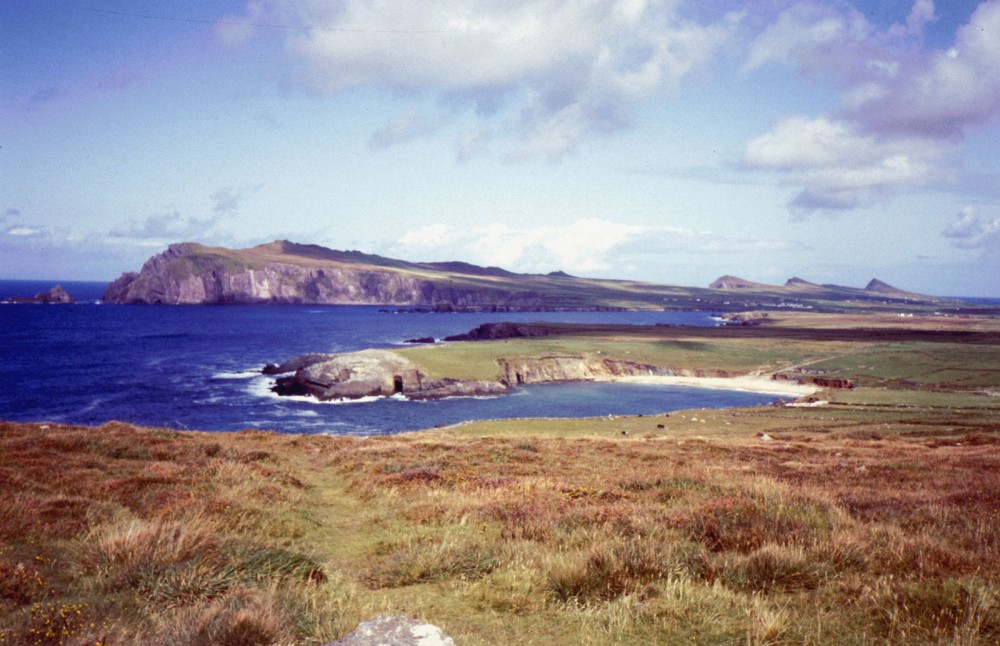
(2, 284, 75, 304)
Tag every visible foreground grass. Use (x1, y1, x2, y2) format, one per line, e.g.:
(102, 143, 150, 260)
(2, 395, 998, 644)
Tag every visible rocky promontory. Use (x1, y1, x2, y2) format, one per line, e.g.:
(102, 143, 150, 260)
(265, 346, 741, 403)
(102, 241, 560, 308)
(102, 239, 952, 312)
(269, 350, 506, 401)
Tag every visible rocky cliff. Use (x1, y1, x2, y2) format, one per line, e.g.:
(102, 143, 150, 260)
(102, 241, 555, 308)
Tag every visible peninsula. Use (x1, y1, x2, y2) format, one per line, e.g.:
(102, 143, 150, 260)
(103, 240, 952, 312)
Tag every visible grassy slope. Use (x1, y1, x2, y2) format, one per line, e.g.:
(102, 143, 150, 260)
(2, 316, 999, 645)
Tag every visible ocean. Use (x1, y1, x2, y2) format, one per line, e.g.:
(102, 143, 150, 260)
(0, 280, 786, 435)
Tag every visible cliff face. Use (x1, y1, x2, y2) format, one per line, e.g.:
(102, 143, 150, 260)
(102, 242, 543, 307)
(497, 356, 745, 385)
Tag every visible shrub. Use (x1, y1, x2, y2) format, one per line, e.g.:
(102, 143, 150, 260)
(721, 544, 828, 593)
(82, 518, 223, 591)
(683, 496, 812, 554)
(548, 536, 703, 602)
(150, 586, 296, 646)
(364, 538, 500, 588)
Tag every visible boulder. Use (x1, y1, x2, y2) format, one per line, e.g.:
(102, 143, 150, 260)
(327, 615, 455, 646)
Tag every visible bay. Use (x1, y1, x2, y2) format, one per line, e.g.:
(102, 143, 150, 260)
(1, 280, 782, 435)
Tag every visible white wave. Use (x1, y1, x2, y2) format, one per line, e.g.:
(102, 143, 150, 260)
(246, 376, 385, 405)
(212, 369, 261, 380)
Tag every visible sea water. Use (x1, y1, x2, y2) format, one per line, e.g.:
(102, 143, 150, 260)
(0, 280, 783, 435)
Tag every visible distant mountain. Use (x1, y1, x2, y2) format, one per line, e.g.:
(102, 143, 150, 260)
(102, 241, 949, 311)
(708, 274, 940, 304)
(708, 275, 770, 290)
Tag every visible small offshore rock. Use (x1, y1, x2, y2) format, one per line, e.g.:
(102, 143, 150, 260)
(2, 284, 75, 304)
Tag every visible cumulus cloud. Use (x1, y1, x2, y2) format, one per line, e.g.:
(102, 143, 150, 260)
(743, 1, 872, 75)
(852, 1, 1000, 138)
(942, 206, 1000, 249)
(237, 0, 737, 159)
(743, 116, 949, 216)
(741, 1, 1000, 216)
(390, 218, 801, 276)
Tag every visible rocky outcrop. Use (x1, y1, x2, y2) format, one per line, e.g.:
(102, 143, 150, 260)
(2, 285, 75, 304)
(271, 350, 506, 401)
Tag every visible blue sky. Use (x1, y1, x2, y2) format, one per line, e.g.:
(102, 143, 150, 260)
(2, 0, 999, 296)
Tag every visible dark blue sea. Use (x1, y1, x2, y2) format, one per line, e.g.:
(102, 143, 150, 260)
(0, 280, 786, 435)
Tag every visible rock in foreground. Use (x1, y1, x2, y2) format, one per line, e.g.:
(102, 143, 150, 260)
(327, 615, 455, 646)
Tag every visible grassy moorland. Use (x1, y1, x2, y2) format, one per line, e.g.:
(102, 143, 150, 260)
(2, 316, 998, 645)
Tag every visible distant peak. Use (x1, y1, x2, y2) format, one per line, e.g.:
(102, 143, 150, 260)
(865, 278, 896, 292)
(547, 270, 573, 278)
(710, 275, 763, 290)
(784, 276, 817, 287)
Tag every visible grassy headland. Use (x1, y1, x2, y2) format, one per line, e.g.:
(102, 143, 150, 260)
(2, 314, 998, 644)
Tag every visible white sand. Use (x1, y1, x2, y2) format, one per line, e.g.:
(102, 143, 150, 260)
(602, 374, 821, 397)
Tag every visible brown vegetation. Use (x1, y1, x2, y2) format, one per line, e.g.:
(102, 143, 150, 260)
(2, 404, 997, 644)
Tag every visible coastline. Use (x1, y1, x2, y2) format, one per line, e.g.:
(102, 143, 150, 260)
(601, 374, 821, 397)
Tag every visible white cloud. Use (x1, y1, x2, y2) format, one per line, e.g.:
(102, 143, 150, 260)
(743, 2, 868, 74)
(241, 0, 737, 159)
(739, 1, 1000, 216)
(743, 116, 949, 215)
(942, 205, 1000, 250)
(396, 218, 654, 273)
(853, 1, 1000, 138)
(744, 1, 1000, 140)
(887, 0, 937, 38)
(5, 226, 44, 237)
(390, 217, 801, 276)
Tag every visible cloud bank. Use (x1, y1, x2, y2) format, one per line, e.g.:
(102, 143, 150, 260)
(236, 0, 738, 159)
(388, 218, 802, 279)
(742, 0, 1000, 216)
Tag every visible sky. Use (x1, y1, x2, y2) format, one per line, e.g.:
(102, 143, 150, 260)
(2, 0, 999, 296)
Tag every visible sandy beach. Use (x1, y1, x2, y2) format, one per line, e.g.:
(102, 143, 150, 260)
(604, 374, 821, 397)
